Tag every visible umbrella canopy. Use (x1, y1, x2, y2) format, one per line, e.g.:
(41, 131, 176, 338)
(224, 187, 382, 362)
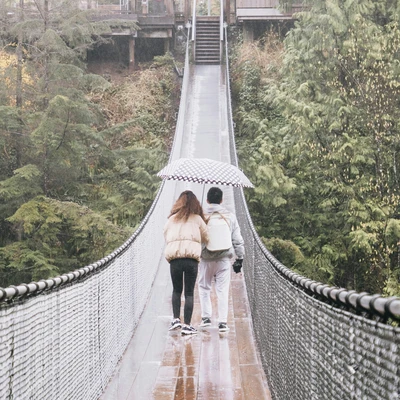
(157, 158, 254, 188)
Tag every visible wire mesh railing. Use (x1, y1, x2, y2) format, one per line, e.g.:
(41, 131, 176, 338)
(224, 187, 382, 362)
(0, 31, 194, 400)
(224, 27, 400, 400)
(0, 184, 173, 399)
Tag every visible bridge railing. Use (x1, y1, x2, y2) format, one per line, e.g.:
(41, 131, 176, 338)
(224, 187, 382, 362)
(0, 184, 173, 399)
(0, 29, 193, 400)
(224, 26, 400, 400)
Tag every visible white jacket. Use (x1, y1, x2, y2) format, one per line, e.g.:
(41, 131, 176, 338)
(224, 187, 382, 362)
(164, 214, 209, 262)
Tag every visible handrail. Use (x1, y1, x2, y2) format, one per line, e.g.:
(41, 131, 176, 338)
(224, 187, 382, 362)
(191, 0, 196, 62)
(219, 0, 223, 62)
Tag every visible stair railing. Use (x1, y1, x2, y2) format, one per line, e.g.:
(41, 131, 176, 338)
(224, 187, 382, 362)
(219, 0, 223, 62)
(191, 0, 196, 63)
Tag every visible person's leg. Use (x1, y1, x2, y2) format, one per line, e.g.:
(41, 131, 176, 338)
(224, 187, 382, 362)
(170, 259, 184, 319)
(198, 259, 215, 319)
(182, 258, 198, 325)
(214, 258, 231, 324)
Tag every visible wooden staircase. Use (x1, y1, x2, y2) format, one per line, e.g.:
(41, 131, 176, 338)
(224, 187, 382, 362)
(195, 16, 220, 64)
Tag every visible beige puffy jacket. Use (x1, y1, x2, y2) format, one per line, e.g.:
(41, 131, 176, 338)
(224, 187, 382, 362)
(164, 214, 209, 262)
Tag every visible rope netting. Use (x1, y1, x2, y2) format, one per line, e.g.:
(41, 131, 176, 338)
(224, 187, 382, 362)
(234, 190, 400, 399)
(0, 181, 174, 399)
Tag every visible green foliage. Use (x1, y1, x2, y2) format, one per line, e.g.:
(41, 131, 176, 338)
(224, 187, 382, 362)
(0, 164, 42, 204)
(0, 6, 179, 286)
(262, 236, 305, 268)
(0, 106, 27, 179)
(0, 196, 132, 287)
(231, 1, 400, 295)
(0, 242, 60, 287)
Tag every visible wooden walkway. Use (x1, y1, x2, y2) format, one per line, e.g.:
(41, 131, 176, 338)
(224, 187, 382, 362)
(100, 65, 271, 399)
(100, 258, 271, 399)
(152, 273, 270, 399)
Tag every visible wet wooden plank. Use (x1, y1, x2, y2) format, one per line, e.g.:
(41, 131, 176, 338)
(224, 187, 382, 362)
(221, 330, 244, 396)
(151, 366, 179, 400)
(240, 364, 272, 400)
(197, 329, 220, 399)
(231, 274, 250, 318)
(235, 317, 259, 365)
(175, 375, 197, 400)
(161, 333, 184, 367)
(125, 362, 161, 399)
(143, 318, 173, 363)
(174, 338, 200, 400)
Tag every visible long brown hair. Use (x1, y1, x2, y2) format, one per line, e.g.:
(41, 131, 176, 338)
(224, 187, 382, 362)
(168, 190, 205, 221)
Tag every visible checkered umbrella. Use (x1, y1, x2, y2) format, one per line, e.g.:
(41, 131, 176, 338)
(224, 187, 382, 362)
(157, 158, 254, 188)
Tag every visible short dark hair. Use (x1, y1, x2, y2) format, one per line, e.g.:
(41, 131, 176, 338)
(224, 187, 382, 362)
(207, 187, 223, 204)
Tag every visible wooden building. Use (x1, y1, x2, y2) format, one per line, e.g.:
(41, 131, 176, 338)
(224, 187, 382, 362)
(85, 0, 305, 67)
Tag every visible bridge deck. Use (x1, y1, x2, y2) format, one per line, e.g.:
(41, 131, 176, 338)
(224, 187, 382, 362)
(100, 65, 271, 399)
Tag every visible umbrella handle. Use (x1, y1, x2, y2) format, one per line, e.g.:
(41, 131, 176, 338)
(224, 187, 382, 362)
(201, 184, 205, 207)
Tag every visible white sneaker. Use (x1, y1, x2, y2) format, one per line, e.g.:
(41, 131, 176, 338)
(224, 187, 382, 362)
(169, 318, 182, 331)
(181, 324, 198, 335)
(200, 317, 211, 327)
(218, 322, 229, 332)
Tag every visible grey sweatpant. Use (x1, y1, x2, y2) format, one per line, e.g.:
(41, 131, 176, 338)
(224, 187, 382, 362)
(198, 257, 231, 323)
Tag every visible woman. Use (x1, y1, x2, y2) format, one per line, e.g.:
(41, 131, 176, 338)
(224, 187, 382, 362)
(163, 190, 209, 335)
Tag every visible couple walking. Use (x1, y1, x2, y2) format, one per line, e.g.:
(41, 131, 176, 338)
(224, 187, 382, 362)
(163, 187, 244, 335)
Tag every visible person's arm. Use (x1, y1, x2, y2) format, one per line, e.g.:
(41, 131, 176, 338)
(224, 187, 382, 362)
(199, 218, 209, 244)
(163, 219, 169, 240)
(231, 215, 244, 259)
(231, 215, 244, 273)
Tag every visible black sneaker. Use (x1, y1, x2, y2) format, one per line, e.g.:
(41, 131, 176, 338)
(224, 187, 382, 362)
(169, 318, 182, 331)
(181, 324, 198, 335)
(218, 322, 229, 332)
(200, 317, 211, 327)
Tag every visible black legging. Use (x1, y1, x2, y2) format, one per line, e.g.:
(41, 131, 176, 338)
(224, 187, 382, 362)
(170, 258, 198, 325)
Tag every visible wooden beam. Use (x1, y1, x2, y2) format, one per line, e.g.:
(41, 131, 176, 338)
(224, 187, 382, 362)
(138, 28, 172, 38)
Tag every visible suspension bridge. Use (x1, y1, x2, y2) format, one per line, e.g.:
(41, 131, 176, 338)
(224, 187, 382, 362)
(1, 24, 399, 400)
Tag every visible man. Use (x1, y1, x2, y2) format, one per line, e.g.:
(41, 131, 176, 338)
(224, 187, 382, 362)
(198, 187, 245, 332)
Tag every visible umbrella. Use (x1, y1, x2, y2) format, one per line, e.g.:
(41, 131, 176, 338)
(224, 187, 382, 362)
(157, 158, 254, 188)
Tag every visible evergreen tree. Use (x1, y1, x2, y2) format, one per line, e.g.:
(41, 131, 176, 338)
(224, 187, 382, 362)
(232, 0, 400, 294)
(0, 3, 177, 287)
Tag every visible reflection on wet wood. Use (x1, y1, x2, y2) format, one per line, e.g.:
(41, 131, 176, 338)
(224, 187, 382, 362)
(152, 366, 179, 400)
(235, 318, 258, 366)
(151, 272, 271, 400)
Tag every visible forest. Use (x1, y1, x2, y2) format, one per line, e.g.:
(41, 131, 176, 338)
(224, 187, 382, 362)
(231, 0, 400, 296)
(0, 0, 399, 297)
(0, 0, 180, 286)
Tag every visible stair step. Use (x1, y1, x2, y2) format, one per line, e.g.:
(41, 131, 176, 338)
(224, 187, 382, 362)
(196, 53, 220, 57)
(196, 43, 219, 50)
(195, 19, 221, 65)
(196, 56, 220, 60)
(196, 39, 219, 46)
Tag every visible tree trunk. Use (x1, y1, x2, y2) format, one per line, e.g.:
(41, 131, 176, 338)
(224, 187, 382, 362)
(16, 0, 24, 107)
(43, 0, 49, 107)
